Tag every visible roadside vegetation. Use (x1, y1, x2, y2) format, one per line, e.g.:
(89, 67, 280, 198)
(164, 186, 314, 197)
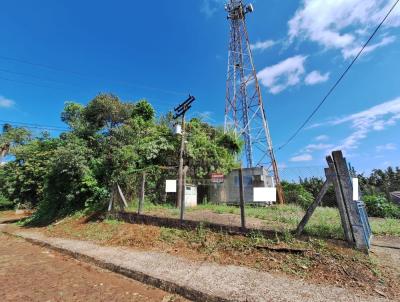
(0, 94, 241, 225)
(0, 92, 399, 234)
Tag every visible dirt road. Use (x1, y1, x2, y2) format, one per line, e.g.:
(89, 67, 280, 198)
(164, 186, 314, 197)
(0, 233, 187, 302)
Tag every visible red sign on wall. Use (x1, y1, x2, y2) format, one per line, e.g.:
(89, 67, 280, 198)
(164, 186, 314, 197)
(211, 173, 224, 183)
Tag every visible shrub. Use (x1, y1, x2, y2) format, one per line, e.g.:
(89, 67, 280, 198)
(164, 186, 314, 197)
(0, 194, 14, 210)
(27, 137, 108, 225)
(363, 194, 400, 219)
(282, 182, 314, 210)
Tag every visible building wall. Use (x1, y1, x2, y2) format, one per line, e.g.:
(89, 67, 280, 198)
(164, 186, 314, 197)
(209, 167, 275, 204)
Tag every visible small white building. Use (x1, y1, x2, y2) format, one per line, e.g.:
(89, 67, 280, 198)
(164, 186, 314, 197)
(184, 185, 197, 208)
(165, 180, 197, 207)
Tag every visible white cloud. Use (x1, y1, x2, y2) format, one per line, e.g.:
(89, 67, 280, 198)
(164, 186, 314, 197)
(288, 0, 400, 59)
(257, 55, 307, 94)
(278, 162, 288, 169)
(0, 96, 15, 108)
(342, 35, 396, 59)
(315, 135, 329, 141)
(303, 143, 334, 153)
(200, 0, 222, 18)
(312, 97, 400, 151)
(290, 153, 313, 162)
(305, 70, 330, 85)
(376, 143, 397, 152)
(250, 40, 277, 52)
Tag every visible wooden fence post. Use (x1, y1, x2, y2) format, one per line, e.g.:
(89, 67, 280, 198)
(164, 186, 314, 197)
(296, 174, 331, 236)
(332, 151, 367, 250)
(238, 167, 246, 230)
(326, 156, 354, 244)
(138, 172, 146, 215)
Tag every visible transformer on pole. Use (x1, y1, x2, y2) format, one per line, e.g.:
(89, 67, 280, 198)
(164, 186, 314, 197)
(224, 0, 285, 204)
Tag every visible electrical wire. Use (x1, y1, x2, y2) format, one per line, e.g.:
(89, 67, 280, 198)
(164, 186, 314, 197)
(278, 0, 400, 151)
(0, 68, 75, 87)
(0, 75, 62, 90)
(0, 120, 68, 132)
(0, 124, 66, 132)
(0, 54, 187, 97)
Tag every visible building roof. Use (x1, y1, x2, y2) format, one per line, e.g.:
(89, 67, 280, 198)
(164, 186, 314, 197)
(390, 192, 400, 205)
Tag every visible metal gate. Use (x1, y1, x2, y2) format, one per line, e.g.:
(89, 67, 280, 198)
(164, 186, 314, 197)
(356, 201, 372, 249)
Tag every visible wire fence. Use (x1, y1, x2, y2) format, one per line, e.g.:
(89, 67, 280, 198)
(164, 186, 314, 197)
(107, 165, 340, 232)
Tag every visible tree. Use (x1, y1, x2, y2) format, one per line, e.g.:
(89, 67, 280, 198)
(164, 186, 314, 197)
(2, 93, 243, 223)
(0, 133, 58, 208)
(0, 124, 31, 160)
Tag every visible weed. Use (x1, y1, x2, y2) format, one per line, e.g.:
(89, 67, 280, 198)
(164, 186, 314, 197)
(282, 229, 295, 244)
(248, 230, 266, 246)
(104, 218, 122, 226)
(159, 227, 183, 243)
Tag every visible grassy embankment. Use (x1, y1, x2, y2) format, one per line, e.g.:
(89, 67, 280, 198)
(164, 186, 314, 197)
(126, 202, 400, 238)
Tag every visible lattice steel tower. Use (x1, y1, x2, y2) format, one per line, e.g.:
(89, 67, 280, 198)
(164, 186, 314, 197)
(224, 0, 285, 203)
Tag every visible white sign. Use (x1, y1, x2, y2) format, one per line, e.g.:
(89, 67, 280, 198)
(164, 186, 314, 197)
(253, 187, 276, 202)
(165, 180, 177, 193)
(352, 178, 359, 201)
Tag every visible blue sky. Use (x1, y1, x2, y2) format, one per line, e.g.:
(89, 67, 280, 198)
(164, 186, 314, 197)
(0, 0, 399, 174)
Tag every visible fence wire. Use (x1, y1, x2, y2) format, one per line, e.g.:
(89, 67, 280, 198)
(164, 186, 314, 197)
(108, 165, 346, 232)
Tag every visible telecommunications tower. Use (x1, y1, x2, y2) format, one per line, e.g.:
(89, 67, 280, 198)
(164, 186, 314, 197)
(224, 0, 285, 203)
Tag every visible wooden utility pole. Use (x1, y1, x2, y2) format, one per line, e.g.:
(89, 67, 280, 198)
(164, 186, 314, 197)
(180, 166, 189, 221)
(177, 114, 186, 209)
(174, 95, 196, 209)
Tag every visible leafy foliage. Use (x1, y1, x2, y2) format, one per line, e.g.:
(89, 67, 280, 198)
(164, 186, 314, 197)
(300, 177, 336, 207)
(358, 167, 400, 200)
(0, 93, 241, 224)
(363, 195, 400, 219)
(281, 181, 314, 210)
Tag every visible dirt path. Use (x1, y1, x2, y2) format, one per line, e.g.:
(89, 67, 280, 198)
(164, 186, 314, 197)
(372, 236, 400, 278)
(0, 232, 187, 302)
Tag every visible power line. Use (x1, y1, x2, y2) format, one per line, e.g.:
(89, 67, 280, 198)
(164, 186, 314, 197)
(0, 75, 62, 90)
(278, 0, 400, 151)
(0, 124, 66, 132)
(0, 120, 68, 132)
(0, 68, 75, 87)
(0, 54, 187, 97)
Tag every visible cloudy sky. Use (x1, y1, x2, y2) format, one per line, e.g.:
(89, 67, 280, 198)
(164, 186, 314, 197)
(0, 0, 399, 173)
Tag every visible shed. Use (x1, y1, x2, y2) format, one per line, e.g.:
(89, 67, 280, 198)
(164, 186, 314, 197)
(209, 167, 275, 205)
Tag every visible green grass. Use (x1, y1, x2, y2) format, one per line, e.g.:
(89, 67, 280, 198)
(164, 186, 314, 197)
(127, 200, 180, 216)
(128, 201, 400, 238)
(370, 218, 400, 236)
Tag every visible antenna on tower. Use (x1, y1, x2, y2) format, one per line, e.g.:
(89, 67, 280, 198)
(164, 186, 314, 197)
(224, 0, 285, 204)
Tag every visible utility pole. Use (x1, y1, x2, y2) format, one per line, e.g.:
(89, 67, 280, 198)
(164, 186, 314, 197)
(174, 95, 196, 210)
(224, 1, 285, 204)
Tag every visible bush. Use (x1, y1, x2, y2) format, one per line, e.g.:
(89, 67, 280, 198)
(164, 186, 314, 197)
(282, 182, 314, 210)
(363, 195, 400, 219)
(0, 194, 14, 210)
(27, 137, 108, 225)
